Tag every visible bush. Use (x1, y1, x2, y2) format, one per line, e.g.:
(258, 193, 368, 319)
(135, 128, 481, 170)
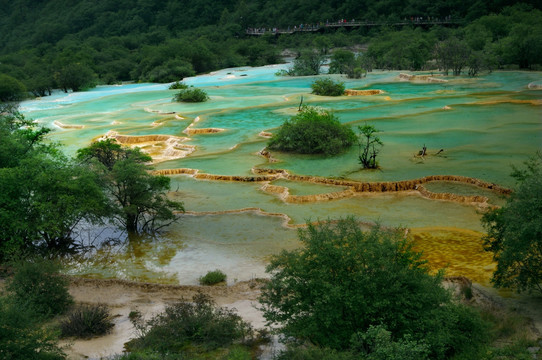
(126, 293, 253, 355)
(169, 81, 189, 90)
(259, 217, 490, 357)
(5, 259, 73, 318)
(173, 88, 209, 102)
(267, 106, 356, 155)
(60, 304, 114, 338)
(482, 153, 542, 293)
(0, 297, 65, 360)
(311, 78, 345, 96)
(199, 270, 227, 285)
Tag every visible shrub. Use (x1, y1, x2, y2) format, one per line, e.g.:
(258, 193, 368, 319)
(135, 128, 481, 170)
(267, 106, 356, 155)
(5, 259, 73, 318)
(259, 217, 490, 357)
(0, 297, 65, 360)
(60, 304, 114, 338)
(311, 78, 345, 96)
(169, 81, 188, 90)
(199, 269, 227, 285)
(173, 88, 209, 102)
(126, 293, 253, 354)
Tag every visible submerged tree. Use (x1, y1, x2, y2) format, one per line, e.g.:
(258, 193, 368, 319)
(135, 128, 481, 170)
(482, 153, 542, 293)
(77, 140, 184, 234)
(0, 105, 106, 258)
(357, 124, 383, 169)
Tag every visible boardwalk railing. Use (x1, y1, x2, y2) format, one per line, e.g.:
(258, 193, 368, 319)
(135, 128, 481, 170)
(246, 19, 463, 35)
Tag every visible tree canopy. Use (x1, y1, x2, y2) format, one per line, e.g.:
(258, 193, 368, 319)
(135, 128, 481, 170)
(259, 218, 488, 358)
(482, 153, 542, 293)
(77, 140, 184, 234)
(267, 106, 356, 155)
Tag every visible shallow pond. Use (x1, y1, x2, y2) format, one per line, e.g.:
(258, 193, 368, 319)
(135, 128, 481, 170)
(21, 65, 542, 285)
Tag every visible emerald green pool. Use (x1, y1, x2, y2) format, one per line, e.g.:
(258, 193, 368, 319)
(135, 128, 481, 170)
(21, 65, 542, 284)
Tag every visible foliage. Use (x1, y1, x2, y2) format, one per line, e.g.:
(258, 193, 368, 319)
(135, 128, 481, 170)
(259, 217, 489, 357)
(0, 297, 65, 360)
(60, 304, 114, 338)
(274, 345, 358, 360)
(169, 81, 189, 90)
(173, 88, 209, 102)
(351, 325, 430, 360)
(0, 74, 26, 102)
(5, 259, 73, 317)
(288, 50, 325, 76)
(434, 37, 471, 75)
(0, 107, 107, 258)
(126, 293, 254, 355)
(357, 124, 383, 169)
(77, 139, 184, 233)
(364, 29, 435, 71)
(310, 78, 345, 96)
(199, 269, 227, 285)
(328, 49, 366, 78)
(54, 63, 95, 92)
(482, 153, 542, 293)
(268, 106, 356, 155)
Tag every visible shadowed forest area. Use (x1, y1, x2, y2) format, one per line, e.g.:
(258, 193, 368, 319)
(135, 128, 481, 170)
(0, 0, 541, 99)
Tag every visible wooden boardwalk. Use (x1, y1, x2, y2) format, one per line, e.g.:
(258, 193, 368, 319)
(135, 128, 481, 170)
(246, 19, 462, 35)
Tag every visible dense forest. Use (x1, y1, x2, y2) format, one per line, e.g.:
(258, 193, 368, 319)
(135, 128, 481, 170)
(0, 0, 541, 98)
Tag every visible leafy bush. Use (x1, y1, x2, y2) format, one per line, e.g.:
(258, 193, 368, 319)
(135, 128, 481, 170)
(126, 293, 254, 355)
(169, 81, 189, 90)
(5, 259, 73, 318)
(173, 88, 209, 102)
(199, 269, 227, 285)
(60, 304, 114, 338)
(0, 297, 65, 360)
(267, 106, 356, 155)
(311, 78, 345, 96)
(482, 153, 542, 293)
(259, 217, 490, 357)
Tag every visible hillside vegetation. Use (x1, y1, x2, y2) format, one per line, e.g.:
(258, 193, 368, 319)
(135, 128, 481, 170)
(0, 0, 541, 96)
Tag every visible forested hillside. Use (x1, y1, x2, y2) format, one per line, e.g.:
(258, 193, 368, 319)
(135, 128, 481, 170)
(0, 0, 541, 99)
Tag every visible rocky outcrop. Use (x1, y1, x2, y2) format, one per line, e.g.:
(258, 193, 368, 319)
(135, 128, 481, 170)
(183, 128, 224, 135)
(53, 121, 84, 129)
(528, 82, 542, 90)
(155, 166, 510, 207)
(98, 131, 195, 163)
(258, 131, 273, 138)
(399, 73, 448, 83)
(344, 89, 384, 96)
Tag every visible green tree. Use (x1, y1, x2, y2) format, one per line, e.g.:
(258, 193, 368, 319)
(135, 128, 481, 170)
(357, 124, 383, 169)
(0, 74, 27, 102)
(311, 78, 345, 96)
(482, 153, 542, 293)
(54, 63, 95, 92)
(259, 218, 489, 357)
(0, 106, 106, 258)
(268, 106, 356, 155)
(77, 140, 184, 233)
(289, 50, 325, 76)
(434, 37, 471, 75)
(328, 49, 356, 77)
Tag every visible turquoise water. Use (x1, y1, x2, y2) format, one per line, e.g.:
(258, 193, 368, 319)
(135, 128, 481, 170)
(21, 65, 542, 284)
